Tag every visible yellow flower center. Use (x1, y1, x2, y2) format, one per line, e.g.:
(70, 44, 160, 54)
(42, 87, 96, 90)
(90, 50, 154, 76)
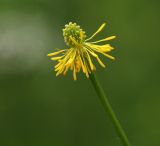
(63, 22, 86, 47)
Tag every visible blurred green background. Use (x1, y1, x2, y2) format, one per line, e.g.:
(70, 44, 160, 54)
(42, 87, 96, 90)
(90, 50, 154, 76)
(0, 0, 160, 146)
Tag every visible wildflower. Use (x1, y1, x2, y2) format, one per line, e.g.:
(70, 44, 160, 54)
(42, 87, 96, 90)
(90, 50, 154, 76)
(48, 22, 116, 80)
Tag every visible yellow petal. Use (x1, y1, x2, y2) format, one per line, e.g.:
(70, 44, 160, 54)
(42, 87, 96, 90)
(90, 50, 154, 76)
(79, 56, 86, 73)
(65, 49, 76, 65)
(47, 49, 65, 56)
(90, 36, 116, 44)
(85, 23, 106, 41)
(85, 51, 94, 70)
(96, 57, 106, 68)
(102, 53, 115, 60)
(69, 36, 78, 46)
(51, 56, 64, 60)
(87, 43, 114, 52)
(73, 66, 77, 80)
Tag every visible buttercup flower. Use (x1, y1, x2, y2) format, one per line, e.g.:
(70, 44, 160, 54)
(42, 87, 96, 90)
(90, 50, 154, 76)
(48, 22, 116, 80)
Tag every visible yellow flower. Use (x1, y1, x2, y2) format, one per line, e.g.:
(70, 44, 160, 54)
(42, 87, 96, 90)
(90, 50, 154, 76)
(48, 22, 116, 80)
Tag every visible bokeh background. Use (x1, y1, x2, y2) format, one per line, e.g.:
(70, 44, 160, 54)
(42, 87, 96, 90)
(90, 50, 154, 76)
(0, 0, 160, 146)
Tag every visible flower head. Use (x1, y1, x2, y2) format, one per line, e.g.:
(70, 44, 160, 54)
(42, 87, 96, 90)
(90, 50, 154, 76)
(48, 22, 116, 80)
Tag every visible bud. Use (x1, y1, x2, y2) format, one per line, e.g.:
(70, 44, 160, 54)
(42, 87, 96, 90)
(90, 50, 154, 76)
(63, 22, 86, 47)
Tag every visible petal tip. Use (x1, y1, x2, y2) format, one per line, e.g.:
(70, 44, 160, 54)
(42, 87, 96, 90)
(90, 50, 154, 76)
(112, 57, 116, 60)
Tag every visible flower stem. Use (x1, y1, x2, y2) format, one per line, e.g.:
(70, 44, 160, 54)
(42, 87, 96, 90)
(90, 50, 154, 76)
(89, 72, 132, 146)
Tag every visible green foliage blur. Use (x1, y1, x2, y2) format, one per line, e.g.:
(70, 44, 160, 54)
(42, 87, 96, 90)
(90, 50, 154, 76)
(0, 0, 160, 145)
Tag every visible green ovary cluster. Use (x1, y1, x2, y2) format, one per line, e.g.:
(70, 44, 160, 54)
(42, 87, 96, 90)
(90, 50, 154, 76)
(63, 22, 86, 47)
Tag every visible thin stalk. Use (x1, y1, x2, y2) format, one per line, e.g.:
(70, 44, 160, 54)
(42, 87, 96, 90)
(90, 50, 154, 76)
(89, 72, 132, 146)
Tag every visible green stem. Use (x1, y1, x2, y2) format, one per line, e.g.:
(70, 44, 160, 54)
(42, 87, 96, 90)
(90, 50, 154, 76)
(89, 72, 132, 146)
